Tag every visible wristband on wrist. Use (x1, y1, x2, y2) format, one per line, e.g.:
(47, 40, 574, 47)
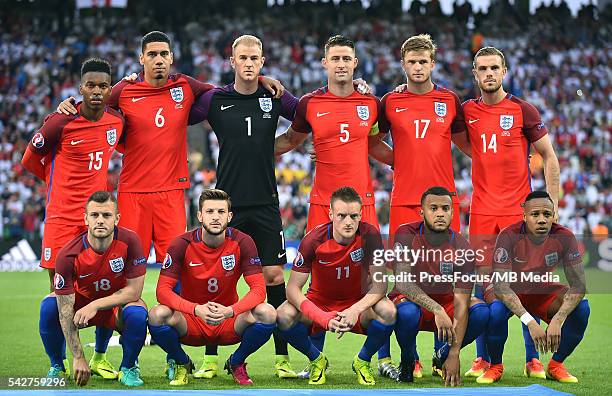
(520, 312, 535, 325)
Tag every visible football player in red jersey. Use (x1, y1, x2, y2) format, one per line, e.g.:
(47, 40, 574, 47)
(478, 191, 589, 384)
(463, 46, 560, 379)
(47, 192, 148, 386)
(56, 31, 283, 266)
(375, 34, 471, 380)
(276, 187, 396, 386)
(274, 35, 391, 232)
(23, 59, 126, 380)
(389, 187, 488, 385)
(148, 189, 276, 386)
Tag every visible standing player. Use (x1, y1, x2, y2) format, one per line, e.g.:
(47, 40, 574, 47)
(56, 31, 283, 266)
(276, 187, 396, 386)
(187, 35, 299, 379)
(390, 187, 489, 385)
(374, 34, 471, 379)
(23, 59, 125, 380)
(275, 35, 388, 232)
(463, 46, 560, 379)
(148, 189, 276, 386)
(482, 191, 589, 383)
(47, 191, 148, 387)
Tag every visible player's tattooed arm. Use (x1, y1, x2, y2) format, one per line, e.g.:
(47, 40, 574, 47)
(554, 263, 586, 323)
(533, 135, 560, 215)
(57, 294, 85, 359)
(395, 261, 443, 313)
(493, 268, 528, 317)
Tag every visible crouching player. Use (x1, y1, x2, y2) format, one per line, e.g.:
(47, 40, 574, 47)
(148, 189, 276, 386)
(276, 187, 396, 386)
(46, 191, 148, 386)
(480, 191, 589, 383)
(391, 187, 489, 386)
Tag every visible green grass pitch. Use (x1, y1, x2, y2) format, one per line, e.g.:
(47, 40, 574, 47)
(1, 269, 611, 394)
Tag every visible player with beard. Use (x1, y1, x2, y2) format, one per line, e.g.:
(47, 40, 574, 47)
(462, 47, 560, 381)
(148, 189, 276, 386)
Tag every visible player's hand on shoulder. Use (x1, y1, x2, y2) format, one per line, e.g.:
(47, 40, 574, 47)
(123, 73, 138, 82)
(442, 351, 461, 387)
(394, 83, 409, 93)
(73, 304, 98, 328)
(527, 320, 548, 353)
(73, 357, 91, 386)
(433, 310, 456, 345)
(56, 97, 77, 115)
(353, 78, 371, 94)
(260, 76, 285, 99)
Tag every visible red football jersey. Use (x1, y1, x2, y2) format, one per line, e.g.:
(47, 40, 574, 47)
(292, 222, 383, 306)
(379, 86, 465, 206)
(391, 221, 474, 305)
(463, 94, 548, 215)
(109, 73, 213, 193)
(26, 106, 124, 226)
(290, 88, 382, 206)
(53, 227, 147, 305)
(160, 227, 262, 307)
(493, 221, 582, 292)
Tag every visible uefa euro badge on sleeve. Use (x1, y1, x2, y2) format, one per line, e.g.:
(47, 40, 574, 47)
(170, 87, 184, 103)
(434, 102, 447, 117)
(109, 257, 125, 273)
(222, 254, 236, 271)
(356, 105, 369, 120)
(106, 128, 117, 145)
(500, 115, 514, 130)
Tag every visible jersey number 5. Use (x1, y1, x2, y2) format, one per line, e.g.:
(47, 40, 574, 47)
(339, 123, 350, 142)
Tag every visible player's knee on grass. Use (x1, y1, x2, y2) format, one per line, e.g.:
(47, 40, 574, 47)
(252, 303, 277, 324)
(373, 299, 397, 325)
(148, 304, 174, 326)
(262, 265, 285, 285)
(276, 301, 300, 330)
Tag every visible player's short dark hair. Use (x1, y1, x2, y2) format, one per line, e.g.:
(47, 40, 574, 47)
(524, 190, 554, 205)
(81, 58, 111, 77)
(86, 191, 118, 211)
(199, 189, 231, 211)
(473, 46, 506, 69)
(330, 186, 362, 207)
(141, 31, 172, 53)
(420, 186, 453, 205)
(324, 35, 355, 55)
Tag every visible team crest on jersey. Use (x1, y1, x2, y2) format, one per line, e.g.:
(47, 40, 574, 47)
(32, 132, 45, 148)
(434, 102, 447, 117)
(170, 87, 184, 103)
(350, 248, 364, 262)
(356, 105, 369, 120)
(545, 252, 558, 267)
(106, 128, 117, 145)
(500, 115, 514, 130)
(440, 262, 453, 275)
(221, 254, 236, 271)
(54, 273, 65, 290)
(293, 252, 304, 267)
(109, 257, 124, 273)
(44, 247, 51, 261)
(494, 247, 509, 264)
(259, 97, 273, 112)
(162, 253, 172, 269)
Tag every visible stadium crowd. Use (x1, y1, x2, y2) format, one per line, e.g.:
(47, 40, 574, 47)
(0, 0, 610, 242)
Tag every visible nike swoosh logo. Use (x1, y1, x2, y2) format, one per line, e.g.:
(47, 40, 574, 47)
(189, 262, 203, 267)
(514, 258, 527, 263)
(395, 108, 409, 113)
(317, 112, 330, 117)
(468, 119, 479, 124)
(221, 105, 235, 110)
(79, 273, 93, 278)
(319, 260, 332, 264)
(278, 252, 286, 259)
(70, 140, 84, 145)
(131, 97, 146, 102)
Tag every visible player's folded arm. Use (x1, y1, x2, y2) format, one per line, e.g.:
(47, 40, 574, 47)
(156, 274, 197, 315)
(231, 273, 267, 316)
